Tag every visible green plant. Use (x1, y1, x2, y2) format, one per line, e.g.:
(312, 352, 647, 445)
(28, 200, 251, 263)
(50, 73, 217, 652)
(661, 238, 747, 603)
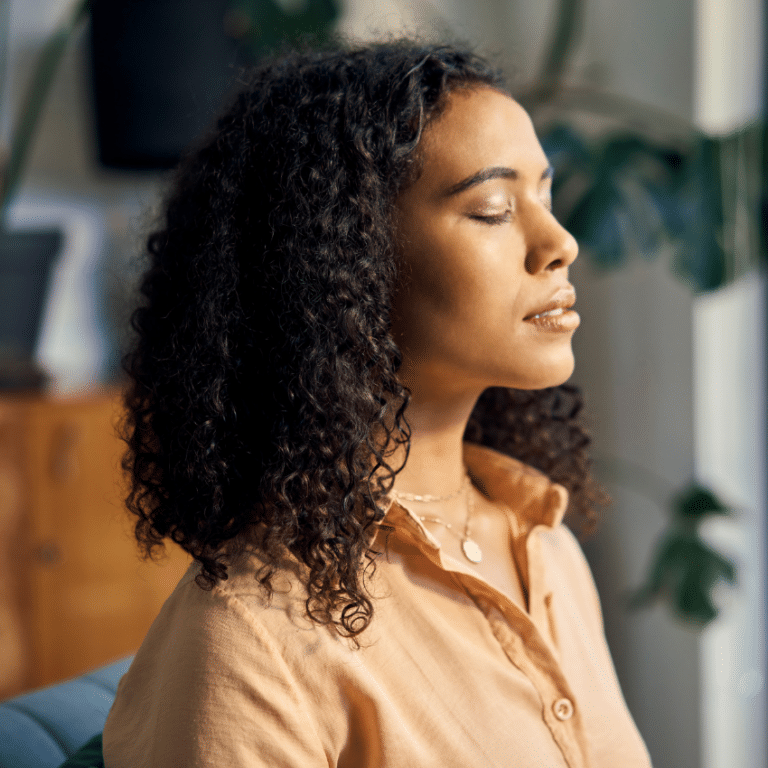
(223, 0, 340, 59)
(522, 0, 750, 624)
(0, 0, 91, 223)
(628, 484, 736, 624)
(593, 453, 737, 625)
(518, 0, 766, 293)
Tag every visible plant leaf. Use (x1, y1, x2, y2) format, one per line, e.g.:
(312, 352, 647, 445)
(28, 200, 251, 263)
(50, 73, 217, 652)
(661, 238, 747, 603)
(540, 123, 593, 169)
(566, 177, 627, 267)
(628, 527, 736, 624)
(671, 481, 730, 522)
(672, 137, 728, 291)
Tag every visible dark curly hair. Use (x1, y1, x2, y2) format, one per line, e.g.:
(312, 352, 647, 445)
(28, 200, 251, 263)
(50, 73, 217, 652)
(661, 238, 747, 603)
(122, 38, 606, 645)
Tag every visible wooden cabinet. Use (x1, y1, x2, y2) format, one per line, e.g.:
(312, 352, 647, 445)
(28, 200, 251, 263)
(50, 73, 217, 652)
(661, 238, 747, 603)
(0, 389, 191, 700)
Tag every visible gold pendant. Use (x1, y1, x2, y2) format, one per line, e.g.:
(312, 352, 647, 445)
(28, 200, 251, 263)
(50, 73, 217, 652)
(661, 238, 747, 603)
(462, 538, 483, 564)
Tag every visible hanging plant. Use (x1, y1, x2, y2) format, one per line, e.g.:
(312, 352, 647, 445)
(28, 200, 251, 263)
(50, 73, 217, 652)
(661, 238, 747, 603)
(536, 116, 765, 292)
(517, 0, 766, 293)
(0, 0, 91, 220)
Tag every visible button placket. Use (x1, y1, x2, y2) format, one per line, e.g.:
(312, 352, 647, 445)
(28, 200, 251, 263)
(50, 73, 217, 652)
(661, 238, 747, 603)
(477, 599, 587, 768)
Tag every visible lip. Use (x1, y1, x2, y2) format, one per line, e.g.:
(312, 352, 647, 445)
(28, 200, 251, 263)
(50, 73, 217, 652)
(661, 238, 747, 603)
(523, 287, 580, 331)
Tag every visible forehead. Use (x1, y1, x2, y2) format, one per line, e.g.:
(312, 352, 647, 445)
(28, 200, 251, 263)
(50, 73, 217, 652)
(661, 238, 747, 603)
(415, 87, 548, 189)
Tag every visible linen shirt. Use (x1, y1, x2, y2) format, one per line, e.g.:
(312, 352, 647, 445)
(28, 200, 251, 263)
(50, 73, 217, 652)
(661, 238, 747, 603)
(103, 442, 653, 767)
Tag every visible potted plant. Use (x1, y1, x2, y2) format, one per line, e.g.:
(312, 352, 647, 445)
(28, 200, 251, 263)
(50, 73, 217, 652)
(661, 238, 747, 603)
(0, 0, 341, 390)
(0, 0, 90, 389)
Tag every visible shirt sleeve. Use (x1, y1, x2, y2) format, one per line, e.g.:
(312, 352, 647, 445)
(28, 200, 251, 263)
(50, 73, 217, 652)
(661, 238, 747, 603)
(103, 580, 329, 768)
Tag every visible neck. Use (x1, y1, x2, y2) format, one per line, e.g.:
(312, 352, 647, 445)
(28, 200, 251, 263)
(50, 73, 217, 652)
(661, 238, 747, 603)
(379, 362, 485, 523)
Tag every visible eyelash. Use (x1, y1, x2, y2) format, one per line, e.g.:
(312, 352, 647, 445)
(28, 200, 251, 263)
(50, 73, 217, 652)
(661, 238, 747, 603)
(471, 212, 512, 225)
(470, 196, 553, 225)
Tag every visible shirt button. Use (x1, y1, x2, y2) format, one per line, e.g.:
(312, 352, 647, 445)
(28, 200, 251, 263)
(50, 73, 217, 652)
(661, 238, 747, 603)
(553, 698, 574, 721)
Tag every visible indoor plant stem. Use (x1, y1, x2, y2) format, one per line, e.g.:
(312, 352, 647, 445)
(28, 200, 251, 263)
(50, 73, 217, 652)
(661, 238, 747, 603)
(0, 0, 91, 223)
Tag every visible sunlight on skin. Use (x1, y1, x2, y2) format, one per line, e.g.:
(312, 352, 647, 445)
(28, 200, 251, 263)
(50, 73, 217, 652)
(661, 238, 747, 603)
(382, 86, 580, 530)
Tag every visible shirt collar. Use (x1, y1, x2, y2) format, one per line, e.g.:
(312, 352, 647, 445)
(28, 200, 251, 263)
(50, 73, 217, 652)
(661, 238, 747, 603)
(380, 441, 569, 536)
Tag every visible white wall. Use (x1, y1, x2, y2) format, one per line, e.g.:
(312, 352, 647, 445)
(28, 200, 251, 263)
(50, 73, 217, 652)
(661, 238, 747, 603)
(693, 0, 766, 766)
(570, 251, 700, 768)
(694, 276, 766, 768)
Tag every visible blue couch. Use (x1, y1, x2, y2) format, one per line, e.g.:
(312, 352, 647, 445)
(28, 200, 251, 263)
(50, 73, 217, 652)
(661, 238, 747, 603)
(0, 656, 133, 768)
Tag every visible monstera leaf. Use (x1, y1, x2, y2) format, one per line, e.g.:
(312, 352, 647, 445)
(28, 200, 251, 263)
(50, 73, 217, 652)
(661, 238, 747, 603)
(539, 115, 768, 293)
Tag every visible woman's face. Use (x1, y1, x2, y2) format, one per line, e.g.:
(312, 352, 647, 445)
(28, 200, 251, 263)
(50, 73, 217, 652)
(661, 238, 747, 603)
(390, 86, 579, 394)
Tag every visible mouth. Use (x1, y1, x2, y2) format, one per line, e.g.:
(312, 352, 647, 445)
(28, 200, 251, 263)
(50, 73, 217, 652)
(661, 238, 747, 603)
(527, 306, 568, 320)
(523, 289, 579, 331)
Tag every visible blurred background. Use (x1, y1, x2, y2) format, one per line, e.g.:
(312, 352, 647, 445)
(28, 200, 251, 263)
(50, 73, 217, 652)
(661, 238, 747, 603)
(0, 1, 764, 767)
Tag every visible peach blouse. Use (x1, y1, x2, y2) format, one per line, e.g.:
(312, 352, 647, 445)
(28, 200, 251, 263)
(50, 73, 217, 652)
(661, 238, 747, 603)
(103, 442, 652, 767)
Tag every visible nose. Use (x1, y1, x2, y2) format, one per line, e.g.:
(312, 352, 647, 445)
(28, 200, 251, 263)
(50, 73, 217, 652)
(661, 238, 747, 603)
(524, 211, 579, 275)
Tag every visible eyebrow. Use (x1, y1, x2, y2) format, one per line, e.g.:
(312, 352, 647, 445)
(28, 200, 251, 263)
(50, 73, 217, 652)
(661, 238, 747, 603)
(444, 165, 554, 197)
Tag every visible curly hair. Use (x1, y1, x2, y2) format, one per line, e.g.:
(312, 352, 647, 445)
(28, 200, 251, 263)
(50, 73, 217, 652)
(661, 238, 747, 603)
(122, 38, 606, 645)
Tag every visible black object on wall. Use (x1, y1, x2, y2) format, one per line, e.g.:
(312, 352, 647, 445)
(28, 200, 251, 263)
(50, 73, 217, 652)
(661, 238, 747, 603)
(89, 0, 252, 169)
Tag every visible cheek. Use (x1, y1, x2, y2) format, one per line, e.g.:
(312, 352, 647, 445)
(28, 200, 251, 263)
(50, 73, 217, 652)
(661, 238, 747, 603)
(398, 230, 468, 312)
(395, 215, 529, 336)
(413, 254, 456, 310)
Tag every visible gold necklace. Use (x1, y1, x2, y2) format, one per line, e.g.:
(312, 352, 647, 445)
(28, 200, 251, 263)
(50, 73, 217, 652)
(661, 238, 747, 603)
(392, 473, 469, 502)
(393, 474, 482, 564)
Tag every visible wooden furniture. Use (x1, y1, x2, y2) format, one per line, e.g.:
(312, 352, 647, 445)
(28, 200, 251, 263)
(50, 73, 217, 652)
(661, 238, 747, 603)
(0, 388, 191, 700)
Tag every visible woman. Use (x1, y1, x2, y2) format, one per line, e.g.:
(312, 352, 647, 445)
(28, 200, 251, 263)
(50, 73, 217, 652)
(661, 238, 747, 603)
(103, 39, 653, 767)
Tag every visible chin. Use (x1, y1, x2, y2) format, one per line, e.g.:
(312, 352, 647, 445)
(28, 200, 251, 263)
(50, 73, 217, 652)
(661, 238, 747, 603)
(496, 353, 576, 391)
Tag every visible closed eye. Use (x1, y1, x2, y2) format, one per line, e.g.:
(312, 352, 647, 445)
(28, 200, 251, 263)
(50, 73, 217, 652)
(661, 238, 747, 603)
(469, 212, 513, 225)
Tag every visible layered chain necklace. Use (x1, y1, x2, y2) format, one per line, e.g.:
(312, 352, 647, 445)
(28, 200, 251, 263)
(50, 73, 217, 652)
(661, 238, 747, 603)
(391, 471, 483, 564)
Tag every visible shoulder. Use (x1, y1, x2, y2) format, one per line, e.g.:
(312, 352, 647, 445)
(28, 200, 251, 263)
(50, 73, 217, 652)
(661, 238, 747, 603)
(107, 559, 308, 711)
(103, 556, 335, 767)
(140, 551, 343, 668)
